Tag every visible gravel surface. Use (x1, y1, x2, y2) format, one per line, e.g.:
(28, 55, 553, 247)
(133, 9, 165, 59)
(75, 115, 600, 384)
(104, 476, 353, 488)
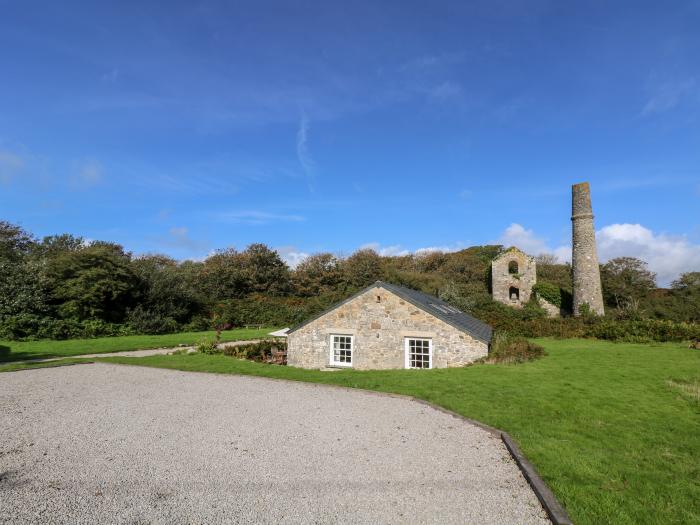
(0, 363, 549, 524)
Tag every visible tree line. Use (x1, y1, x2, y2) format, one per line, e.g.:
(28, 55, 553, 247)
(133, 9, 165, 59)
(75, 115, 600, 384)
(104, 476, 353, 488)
(1, 220, 698, 341)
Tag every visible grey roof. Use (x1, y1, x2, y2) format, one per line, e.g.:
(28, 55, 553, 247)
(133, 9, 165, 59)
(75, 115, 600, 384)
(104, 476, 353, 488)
(288, 281, 492, 344)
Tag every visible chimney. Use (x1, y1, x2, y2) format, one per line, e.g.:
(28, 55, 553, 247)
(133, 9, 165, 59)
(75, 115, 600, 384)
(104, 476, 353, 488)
(571, 182, 605, 316)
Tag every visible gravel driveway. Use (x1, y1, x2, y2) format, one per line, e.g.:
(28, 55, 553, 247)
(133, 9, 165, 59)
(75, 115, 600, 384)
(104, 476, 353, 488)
(0, 364, 549, 524)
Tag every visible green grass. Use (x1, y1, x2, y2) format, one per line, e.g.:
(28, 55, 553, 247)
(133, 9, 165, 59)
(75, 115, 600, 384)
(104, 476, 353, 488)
(0, 358, 92, 373)
(99, 338, 700, 525)
(0, 328, 274, 362)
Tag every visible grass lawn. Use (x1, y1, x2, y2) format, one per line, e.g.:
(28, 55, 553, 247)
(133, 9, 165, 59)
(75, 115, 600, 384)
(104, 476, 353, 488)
(0, 328, 275, 363)
(99, 338, 700, 525)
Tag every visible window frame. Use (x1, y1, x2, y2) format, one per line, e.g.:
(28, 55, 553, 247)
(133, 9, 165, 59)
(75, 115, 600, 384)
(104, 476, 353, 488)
(329, 334, 354, 368)
(404, 337, 433, 369)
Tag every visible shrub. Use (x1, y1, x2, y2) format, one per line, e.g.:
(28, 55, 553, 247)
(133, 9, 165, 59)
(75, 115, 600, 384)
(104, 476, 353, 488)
(125, 306, 179, 335)
(0, 315, 133, 340)
(532, 282, 572, 311)
(487, 332, 546, 364)
(222, 339, 287, 362)
(196, 337, 220, 354)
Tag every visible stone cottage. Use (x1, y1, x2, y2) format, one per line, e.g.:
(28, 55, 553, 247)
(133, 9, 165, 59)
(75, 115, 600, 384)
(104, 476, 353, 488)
(286, 281, 492, 370)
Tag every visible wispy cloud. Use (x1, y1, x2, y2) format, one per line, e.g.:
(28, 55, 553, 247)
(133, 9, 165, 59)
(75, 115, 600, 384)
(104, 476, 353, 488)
(296, 112, 316, 188)
(71, 160, 104, 189)
(0, 149, 25, 185)
(641, 77, 697, 116)
(155, 226, 210, 255)
(216, 210, 305, 225)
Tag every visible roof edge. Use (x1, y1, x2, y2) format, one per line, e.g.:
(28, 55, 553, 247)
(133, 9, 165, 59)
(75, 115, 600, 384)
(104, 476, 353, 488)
(288, 281, 492, 344)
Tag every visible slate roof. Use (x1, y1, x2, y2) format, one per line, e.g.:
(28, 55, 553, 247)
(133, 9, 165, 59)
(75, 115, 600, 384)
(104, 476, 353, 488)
(287, 281, 492, 344)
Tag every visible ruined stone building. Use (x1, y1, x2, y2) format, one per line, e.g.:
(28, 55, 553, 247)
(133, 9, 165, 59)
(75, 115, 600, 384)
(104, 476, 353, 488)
(286, 281, 492, 370)
(491, 247, 536, 307)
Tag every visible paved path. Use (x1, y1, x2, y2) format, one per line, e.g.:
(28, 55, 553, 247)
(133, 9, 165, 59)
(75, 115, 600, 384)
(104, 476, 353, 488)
(11, 339, 265, 363)
(0, 364, 549, 524)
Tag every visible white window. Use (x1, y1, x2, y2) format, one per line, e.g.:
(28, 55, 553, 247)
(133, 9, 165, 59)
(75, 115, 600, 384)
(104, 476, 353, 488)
(405, 338, 432, 369)
(330, 335, 353, 367)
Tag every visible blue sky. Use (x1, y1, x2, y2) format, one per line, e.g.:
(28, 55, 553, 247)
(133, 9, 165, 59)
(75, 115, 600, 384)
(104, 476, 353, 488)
(1, 1, 699, 284)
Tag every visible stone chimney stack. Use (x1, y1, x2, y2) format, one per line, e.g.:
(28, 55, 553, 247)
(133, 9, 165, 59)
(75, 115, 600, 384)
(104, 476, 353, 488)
(571, 182, 605, 316)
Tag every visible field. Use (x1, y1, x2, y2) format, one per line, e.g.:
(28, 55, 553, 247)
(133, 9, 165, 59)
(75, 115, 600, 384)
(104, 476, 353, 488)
(93, 338, 700, 525)
(0, 328, 274, 362)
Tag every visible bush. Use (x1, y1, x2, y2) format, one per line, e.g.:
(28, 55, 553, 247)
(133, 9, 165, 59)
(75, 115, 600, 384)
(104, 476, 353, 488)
(487, 332, 546, 364)
(126, 306, 179, 335)
(0, 314, 133, 340)
(222, 339, 287, 362)
(196, 337, 220, 354)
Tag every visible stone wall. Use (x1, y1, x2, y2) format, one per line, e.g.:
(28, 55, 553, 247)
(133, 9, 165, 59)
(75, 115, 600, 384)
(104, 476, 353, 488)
(287, 285, 488, 370)
(571, 182, 605, 316)
(491, 247, 536, 308)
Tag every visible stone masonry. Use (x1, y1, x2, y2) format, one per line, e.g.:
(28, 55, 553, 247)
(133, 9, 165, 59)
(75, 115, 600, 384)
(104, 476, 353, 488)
(571, 182, 605, 316)
(287, 285, 488, 370)
(491, 247, 536, 308)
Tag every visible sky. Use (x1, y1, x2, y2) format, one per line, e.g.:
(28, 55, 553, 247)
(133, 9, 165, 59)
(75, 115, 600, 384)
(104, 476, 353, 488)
(0, 0, 699, 286)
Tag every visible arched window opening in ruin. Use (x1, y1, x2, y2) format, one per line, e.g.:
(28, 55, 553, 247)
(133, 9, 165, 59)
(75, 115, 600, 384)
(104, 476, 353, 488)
(509, 287, 520, 301)
(508, 261, 518, 274)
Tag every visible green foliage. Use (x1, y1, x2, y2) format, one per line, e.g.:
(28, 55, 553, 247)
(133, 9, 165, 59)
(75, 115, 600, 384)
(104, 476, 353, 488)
(0, 314, 133, 341)
(487, 332, 546, 364)
(342, 248, 383, 287)
(533, 281, 563, 307)
(601, 257, 657, 316)
(45, 243, 139, 322)
(0, 219, 698, 342)
(196, 337, 220, 354)
(221, 339, 287, 361)
(125, 306, 179, 335)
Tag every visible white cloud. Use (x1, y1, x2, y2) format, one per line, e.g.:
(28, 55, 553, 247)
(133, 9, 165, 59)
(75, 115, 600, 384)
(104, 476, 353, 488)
(359, 242, 465, 257)
(296, 112, 315, 186)
(359, 242, 409, 256)
(275, 246, 310, 268)
(596, 224, 700, 286)
(0, 149, 25, 185)
(494, 222, 700, 287)
(496, 223, 553, 256)
(216, 210, 305, 225)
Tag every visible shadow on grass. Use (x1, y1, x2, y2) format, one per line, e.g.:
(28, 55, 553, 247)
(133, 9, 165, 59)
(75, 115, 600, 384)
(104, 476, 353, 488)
(0, 346, 10, 359)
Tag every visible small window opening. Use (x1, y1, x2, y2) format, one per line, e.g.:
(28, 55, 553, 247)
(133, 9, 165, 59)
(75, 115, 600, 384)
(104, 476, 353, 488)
(508, 260, 519, 274)
(376, 295, 381, 303)
(509, 287, 520, 301)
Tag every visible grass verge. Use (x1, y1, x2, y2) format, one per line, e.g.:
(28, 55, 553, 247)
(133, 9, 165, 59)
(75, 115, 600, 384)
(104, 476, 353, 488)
(99, 338, 700, 525)
(0, 328, 275, 362)
(0, 358, 92, 373)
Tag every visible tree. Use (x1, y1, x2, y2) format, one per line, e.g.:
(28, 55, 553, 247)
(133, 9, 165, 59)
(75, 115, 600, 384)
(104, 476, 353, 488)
(199, 248, 248, 300)
(130, 254, 201, 323)
(601, 257, 656, 315)
(342, 249, 383, 287)
(293, 253, 343, 296)
(45, 243, 139, 322)
(239, 243, 291, 295)
(669, 272, 700, 322)
(0, 222, 46, 319)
